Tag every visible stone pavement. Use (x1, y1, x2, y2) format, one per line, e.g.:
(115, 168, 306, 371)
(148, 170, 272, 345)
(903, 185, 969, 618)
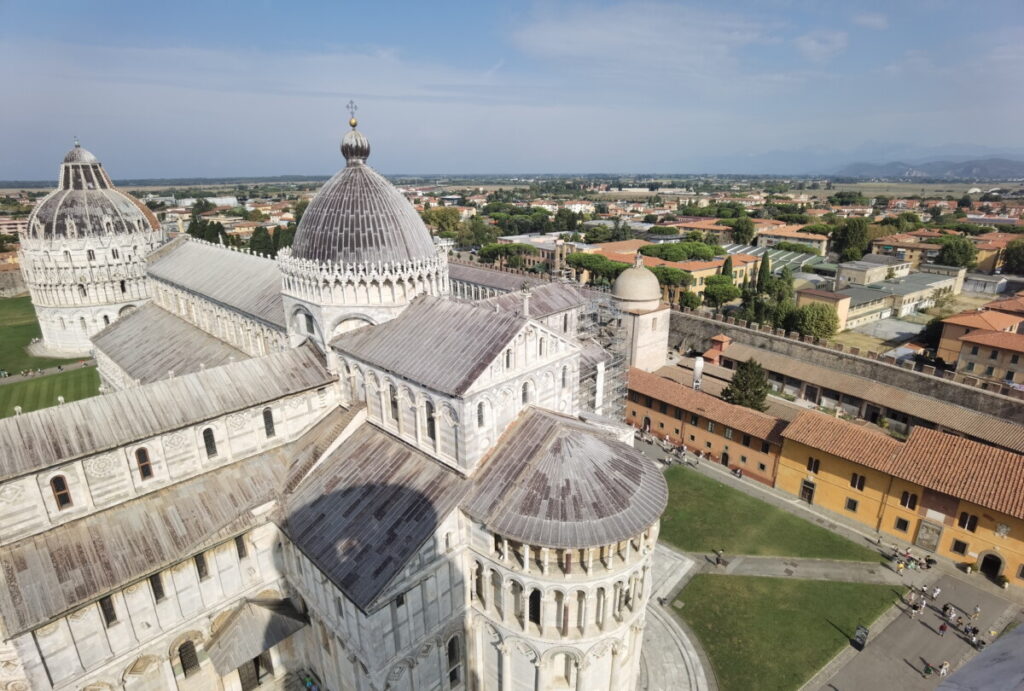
(708, 554, 902, 585)
(806, 573, 1019, 691)
(0, 358, 95, 384)
(639, 544, 713, 691)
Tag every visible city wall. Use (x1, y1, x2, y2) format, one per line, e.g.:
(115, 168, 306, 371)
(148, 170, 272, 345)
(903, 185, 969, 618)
(670, 308, 1024, 421)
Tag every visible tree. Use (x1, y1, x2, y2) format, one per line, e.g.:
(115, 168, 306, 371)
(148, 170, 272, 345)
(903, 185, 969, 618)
(293, 199, 309, 226)
(789, 303, 839, 340)
(421, 207, 461, 235)
(191, 198, 215, 216)
(702, 275, 741, 308)
(721, 359, 769, 411)
(643, 214, 659, 224)
(649, 266, 694, 287)
(957, 194, 972, 208)
(831, 217, 869, 261)
(249, 227, 275, 257)
(731, 217, 756, 245)
(478, 242, 539, 266)
(721, 256, 733, 278)
(565, 252, 630, 284)
(679, 291, 702, 309)
(935, 236, 977, 268)
(1004, 238, 1024, 275)
(756, 254, 771, 293)
(640, 242, 724, 262)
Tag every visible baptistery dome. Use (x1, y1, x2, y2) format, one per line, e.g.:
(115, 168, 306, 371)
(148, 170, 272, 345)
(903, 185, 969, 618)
(290, 120, 437, 267)
(26, 142, 159, 240)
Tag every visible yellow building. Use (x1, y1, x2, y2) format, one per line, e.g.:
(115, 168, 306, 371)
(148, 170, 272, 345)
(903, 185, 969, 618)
(937, 309, 1024, 364)
(777, 411, 1024, 585)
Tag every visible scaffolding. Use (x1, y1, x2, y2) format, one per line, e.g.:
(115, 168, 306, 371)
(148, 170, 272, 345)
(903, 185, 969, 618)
(576, 286, 627, 420)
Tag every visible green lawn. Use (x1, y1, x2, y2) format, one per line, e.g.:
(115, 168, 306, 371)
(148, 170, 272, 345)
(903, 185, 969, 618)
(660, 466, 878, 561)
(0, 296, 82, 372)
(677, 574, 904, 691)
(0, 367, 100, 418)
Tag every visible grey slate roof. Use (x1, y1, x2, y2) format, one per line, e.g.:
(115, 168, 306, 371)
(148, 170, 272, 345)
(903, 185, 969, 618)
(26, 145, 160, 240)
(0, 408, 346, 638)
(479, 282, 583, 319)
(0, 343, 332, 482)
(290, 134, 437, 266)
(206, 599, 308, 675)
(91, 303, 247, 384)
(147, 238, 286, 328)
(332, 295, 526, 396)
(448, 262, 549, 293)
(463, 408, 668, 549)
(283, 422, 469, 611)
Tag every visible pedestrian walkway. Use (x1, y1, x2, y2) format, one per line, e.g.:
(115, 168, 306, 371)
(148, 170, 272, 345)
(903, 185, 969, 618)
(0, 359, 95, 386)
(693, 553, 902, 585)
(639, 545, 713, 691)
(806, 574, 1018, 690)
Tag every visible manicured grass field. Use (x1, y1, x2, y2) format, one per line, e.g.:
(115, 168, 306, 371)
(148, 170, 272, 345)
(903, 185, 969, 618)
(660, 466, 878, 561)
(0, 367, 100, 418)
(0, 296, 81, 372)
(677, 574, 904, 691)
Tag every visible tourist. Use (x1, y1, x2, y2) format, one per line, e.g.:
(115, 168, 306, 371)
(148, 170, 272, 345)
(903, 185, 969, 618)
(940, 661, 950, 678)
(923, 661, 935, 678)
(972, 605, 981, 620)
(938, 622, 948, 637)
(957, 616, 966, 631)
(931, 586, 941, 600)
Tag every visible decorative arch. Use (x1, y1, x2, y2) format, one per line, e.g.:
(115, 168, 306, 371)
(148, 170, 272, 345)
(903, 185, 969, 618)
(166, 630, 204, 659)
(121, 654, 161, 683)
(540, 645, 584, 665)
(329, 314, 377, 339)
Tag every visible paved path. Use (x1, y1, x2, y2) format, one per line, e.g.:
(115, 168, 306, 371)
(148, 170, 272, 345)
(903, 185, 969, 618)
(695, 553, 902, 585)
(639, 545, 713, 691)
(806, 574, 1019, 691)
(0, 359, 95, 385)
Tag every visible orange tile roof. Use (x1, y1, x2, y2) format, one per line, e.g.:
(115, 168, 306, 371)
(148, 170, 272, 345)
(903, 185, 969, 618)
(941, 310, 1024, 331)
(593, 239, 651, 253)
(628, 368, 787, 443)
(983, 295, 1024, 317)
(781, 410, 902, 471)
(757, 225, 828, 240)
(958, 330, 1024, 354)
(894, 427, 1024, 520)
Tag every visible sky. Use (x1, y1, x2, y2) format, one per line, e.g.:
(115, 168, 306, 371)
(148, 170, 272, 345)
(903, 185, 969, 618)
(1, 0, 1023, 179)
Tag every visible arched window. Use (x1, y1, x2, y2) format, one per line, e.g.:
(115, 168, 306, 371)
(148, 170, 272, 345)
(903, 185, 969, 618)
(77, 284, 87, 298)
(111, 248, 119, 259)
(425, 400, 436, 442)
(102, 315, 110, 326)
(562, 366, 569, 389)
(136, 448, 153, 479)
(79, 317, 87, 331)
(528, 589, 541, 625)
(447, 636, 462, 686)
(63, 250, 71, 262)
(120, 279, 126, 294)
(263, 407, 276, 438)
(522, 382, 531, 405)
(477, 402, 485, 428)
(178, 641, 200, 677)
(389, 385, 399, 422)
(538, 337, 545, 357)
(87, 249, 95, 261)
(304, 313, 315, 335)
(505, 349, 512, 369)
(50, 475, 72, 509)
(202, 428, 217, 458)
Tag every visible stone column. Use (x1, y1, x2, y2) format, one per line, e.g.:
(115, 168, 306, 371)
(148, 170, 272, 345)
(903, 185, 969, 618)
(499, 643, 511, 691)
(608, 646, 621, 690)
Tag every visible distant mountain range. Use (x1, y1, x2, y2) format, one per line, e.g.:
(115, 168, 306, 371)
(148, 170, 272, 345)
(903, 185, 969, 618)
(834, 158, 1024, 180)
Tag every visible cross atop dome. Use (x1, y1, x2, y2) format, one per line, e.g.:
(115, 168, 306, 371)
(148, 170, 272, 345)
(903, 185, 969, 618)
(346, 100, 358, 129)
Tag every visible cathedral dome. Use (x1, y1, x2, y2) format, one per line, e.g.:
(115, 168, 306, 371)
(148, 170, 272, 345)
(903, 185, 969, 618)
(612, 255, 662, 310)
(26, 142, 159, 240)
(289, 118, 437, 267)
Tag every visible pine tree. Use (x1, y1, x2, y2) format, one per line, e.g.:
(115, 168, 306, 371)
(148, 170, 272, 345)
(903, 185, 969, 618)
(721, 359, 770, 411)
(756, 254, 771, 293)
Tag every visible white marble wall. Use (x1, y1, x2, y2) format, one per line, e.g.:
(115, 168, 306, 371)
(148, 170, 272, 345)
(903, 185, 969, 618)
(0, 388, 333, 546)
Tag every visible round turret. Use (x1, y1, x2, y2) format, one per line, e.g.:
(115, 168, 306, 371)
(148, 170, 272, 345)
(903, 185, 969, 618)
(611, 255, 662, 312)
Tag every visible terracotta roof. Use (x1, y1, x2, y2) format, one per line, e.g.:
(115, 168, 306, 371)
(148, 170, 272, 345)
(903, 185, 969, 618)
(719, 341, 1024, 453)
(959, 330, 1024, 354)
(593, 239, 651, 253)
(757, 226, 827, 240)
(628, 368, 788, 443)
(782, 410, 902, 471)
(894, 427, 1024, 520)
(941, 310, 1024, 331)
(984, 296, 1024, 317)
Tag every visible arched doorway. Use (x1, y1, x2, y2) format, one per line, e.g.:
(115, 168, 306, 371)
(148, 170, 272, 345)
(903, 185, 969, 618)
(721, 451, 730, 467)
(642, 416, 651, 432)
(980, 552, 1003, 579)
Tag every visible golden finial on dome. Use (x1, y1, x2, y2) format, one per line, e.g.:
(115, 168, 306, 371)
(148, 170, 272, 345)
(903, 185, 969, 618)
(346, 99, 358, 129)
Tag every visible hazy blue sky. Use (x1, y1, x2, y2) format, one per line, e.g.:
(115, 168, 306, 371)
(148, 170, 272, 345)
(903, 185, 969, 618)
(2, 0, 1022, 178)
